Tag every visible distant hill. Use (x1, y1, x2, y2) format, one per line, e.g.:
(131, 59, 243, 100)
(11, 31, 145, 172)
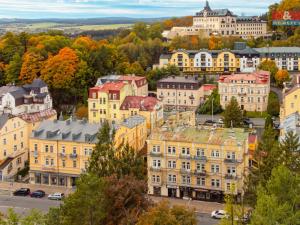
(0, 17, 167, 25)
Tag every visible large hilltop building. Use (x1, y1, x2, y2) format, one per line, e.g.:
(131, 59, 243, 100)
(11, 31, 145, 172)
(163, 1, 268, 40)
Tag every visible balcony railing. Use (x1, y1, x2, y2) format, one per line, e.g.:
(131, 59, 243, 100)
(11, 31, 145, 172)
(194, 170, 207, 176)
(180, 169, 192, 174)
(193, 156, 207, 161)
(179, 154, 191, 160)
(69, 153, 78, 159)
(150, 152, 163, 157)
(238, 92, 247, 96)
(181, 182, 191, 187)
(31, 151, 38, 157)
(150, 167, 162, 172)
(60, 153, 67, 158)
(225, 174, 238, 180)
(189, 95, 195, 100)
(224, 158, 241, 164)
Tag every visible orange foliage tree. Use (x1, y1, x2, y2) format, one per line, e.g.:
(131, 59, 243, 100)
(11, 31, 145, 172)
(41, 47, 79, 89)
(19, 52, 44, 84)
(275, 69, 290, 86)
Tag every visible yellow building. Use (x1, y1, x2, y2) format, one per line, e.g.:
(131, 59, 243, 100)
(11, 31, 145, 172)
(120, 96, 164, 133)
(88, 82, 134, 124)
(281, 81, 300, 122)
(147, 126, 249, 201)
(29, 115, 147, 187)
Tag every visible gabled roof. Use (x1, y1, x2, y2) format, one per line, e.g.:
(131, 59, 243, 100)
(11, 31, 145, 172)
(0, 114, 9, 130)
(121, 115, 146, 129)
(120, 96, 160, 111)
(23, 79, 47, 89)
(91, 82, 126, 93)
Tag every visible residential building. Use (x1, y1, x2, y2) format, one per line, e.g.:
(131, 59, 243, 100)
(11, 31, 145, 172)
(163, 1, 268, 40)
(88, 82, 134, 124)
(120, 96, 164, 133)
(280, 76, 300, 122)
(156, 45, 300, 74)
(96, 74, 148, 96)
(218, 71, 270, 112)
(0, 114, 28, 180)
(157, 75, 203, 111)
(147, 126, 249, 201)
(0, 79, 53, 116)
(199, 84, 217, 103)
(29, 115, 147, 187)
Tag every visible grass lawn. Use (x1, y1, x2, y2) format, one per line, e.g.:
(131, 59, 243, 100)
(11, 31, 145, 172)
(246, 111, 268, 118)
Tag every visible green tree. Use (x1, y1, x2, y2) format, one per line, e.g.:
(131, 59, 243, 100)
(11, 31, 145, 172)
(137, 201, 196, 225)
(198, 89, 222, 115)
(250, 166, 300, 225)
(222, 97, 243, 128)
(267, 91, 280, 117)
(258, 60, 278, 83)
(279, 131, 300, 172)
(5, 53, 22, 84)
(264, 114, 273, 129)
(21, 209, 45, 225)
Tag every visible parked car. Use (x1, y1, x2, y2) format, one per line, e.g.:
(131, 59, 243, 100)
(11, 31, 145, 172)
(48, 193, 64, 200)
(30, 190, 45, 198)
(204, 119, 216, 125)
(211, 210, 227, 219)
(13, 188, 30, 196)
(243, 118, 253, 126)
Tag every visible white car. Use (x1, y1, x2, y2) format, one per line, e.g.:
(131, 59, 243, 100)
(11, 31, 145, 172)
(211, 210, 227, 219)
(48, 192, 64, 200)
(218, 118, 224, 124)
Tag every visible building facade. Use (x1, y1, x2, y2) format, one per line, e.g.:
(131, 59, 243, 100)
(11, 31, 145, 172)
(163, 1, 268, 40)
(157, 46, 300, 74)
(0, 79, 53, 116)
(218, 71, 270, 112)
(29, 115, 147, 187)
(147, 126, 249, 201)
(157, 76, 203, 111)
(0, 115, 28, 180)
(120, 96, 164, 133)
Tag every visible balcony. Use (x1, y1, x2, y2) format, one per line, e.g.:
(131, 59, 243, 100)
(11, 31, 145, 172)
(150, 167, 162, 172)
(150, 152, 163, 157)
(189, 95, 195, 100)
(194, 170, 207, 176)
(60, 153, 67, 158)
(194, 156, 207, 162)
(238, 92, 247, 96)
(179, 154, 191, 160)
(181, 182, 191, 187)
(225, 174, 238, 180)
(224, 158, 241, 164)
(180, 169, 192, 174)
(69, 153, 78, 159)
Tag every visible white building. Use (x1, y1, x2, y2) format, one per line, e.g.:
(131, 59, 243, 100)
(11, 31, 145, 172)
(0, 79, 53, 116)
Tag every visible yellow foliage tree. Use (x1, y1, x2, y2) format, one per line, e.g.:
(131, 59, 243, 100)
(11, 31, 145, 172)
(275, 69, 290, 86)
(19, 52, 44, 84)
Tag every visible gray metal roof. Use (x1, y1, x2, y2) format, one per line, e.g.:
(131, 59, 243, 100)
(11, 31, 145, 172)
(32, 118, 101, 144)
(23, 79, 47, 89)
(254, 47, 300, 53)
(0, 113, 9, 130)
(159, 75, 200, 84)
(121, 115, 146, 129)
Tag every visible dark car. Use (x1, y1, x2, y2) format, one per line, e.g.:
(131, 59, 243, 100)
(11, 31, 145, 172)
(13, 188, 30, 196)
(30, 190, 45, 198)
(204, 119, 216, 125)
(243, 118, 253, 126)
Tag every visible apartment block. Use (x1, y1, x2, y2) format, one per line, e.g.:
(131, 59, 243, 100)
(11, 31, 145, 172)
(147, 126, 249, 202)
(218, 71, 270, 112)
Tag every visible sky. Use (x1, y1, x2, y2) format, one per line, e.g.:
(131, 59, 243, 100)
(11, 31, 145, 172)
(0, 0, 281, 19)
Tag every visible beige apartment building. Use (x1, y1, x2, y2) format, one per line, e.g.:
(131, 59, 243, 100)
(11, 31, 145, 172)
(147, 126, 250, 202)
(157, 76, 203, 111)
(218, 71, 270, 112)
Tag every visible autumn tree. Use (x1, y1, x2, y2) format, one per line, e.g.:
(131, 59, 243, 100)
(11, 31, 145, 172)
(137, 201, 196, 225)
(41, 47, 79, 89)
(19, 51, 44, 84)
(275, 69, 290, 86)
(5, 53, 22, 84)
(0, 61, 6, 85)
(258, 60, 278, 83)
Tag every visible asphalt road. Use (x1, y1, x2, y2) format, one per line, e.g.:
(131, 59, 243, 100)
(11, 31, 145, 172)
(197, 213, 218, 225)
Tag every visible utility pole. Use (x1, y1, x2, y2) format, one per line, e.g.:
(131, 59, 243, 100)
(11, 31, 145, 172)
(212, 98, 214, 122)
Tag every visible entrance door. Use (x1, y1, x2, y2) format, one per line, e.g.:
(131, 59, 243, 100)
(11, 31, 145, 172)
(168, 188, 177, 197)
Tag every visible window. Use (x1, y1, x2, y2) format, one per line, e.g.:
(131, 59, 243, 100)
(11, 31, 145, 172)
(196, 163, 205, 171)
(152, 145, 161, 153)
(168, 174, 176, 183)
(45, 145, 49, 153)
(4, 150, 6, 157)
(92, 103, 96, 109)
(226, 152, 236, 159)
(50, 159, 54, 166)
(181, 147, 190, 155)
(211, 179, 220, 188)
(182, 175, 191, 184)
(152, 175, 160, 183)
(20, 131, 23, 138)
(61, 146, 65, 153)
(73, 147, 77, 154)
(227, 166, 236, 174)
(50, 145, 53, 153)
(211, 164, 220, 173)
(13, 134, 16, 140)
(14, 145, 17, 151)
(181, 162, 190, 170)
(62, 160, 66, 168)
(21, 142, 23, 148)
(73, 160, 77, 168)
(167, 146, 176, 154)
(197, 177, 205, 186)
(152, 159, 161, 168)
(84, 148, 89, 156)
(3, 139, 6, 145)
(211, 150, 220, 158)
(45, 158, 49, 165)
(196, 148, 205, 156)
(113, 104, 116, 109)
(168, 160, 176, 168)
(34, 157, 38, 164)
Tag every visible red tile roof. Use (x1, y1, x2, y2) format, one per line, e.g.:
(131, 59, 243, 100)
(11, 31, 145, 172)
(203, 84, 217, 91)
(90, 82, 126, 93)
(20, 109, 57, 123)
(120, 96, 160, 111)
(219, 71, 270, 84)
(119, 75, 147, 88)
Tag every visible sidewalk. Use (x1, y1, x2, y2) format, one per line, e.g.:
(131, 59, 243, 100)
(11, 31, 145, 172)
(150, 196, 224, 214)
(0, 181, 74, 196)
